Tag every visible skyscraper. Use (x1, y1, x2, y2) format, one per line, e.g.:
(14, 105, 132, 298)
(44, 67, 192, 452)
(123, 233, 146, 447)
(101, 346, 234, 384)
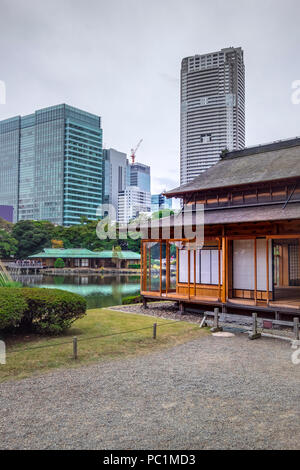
(103, 148, 128, 220)
(118, 187, 151, 224)
(151, 193, 172, 213)
(129, 162, 151, 192)
(180, 47, 245, 185)
(0, 104, 103, 225)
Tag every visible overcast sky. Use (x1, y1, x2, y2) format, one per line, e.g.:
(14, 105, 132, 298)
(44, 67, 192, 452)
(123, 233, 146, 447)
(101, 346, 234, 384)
(0, 0, 299, 193)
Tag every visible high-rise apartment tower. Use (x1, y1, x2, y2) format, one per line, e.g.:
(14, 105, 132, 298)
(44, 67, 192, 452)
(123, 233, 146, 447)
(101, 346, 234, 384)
(180, 47, 245, 185)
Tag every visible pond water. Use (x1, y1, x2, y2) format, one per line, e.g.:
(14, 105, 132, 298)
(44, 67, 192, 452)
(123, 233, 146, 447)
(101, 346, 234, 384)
(11, 273, 141, 309)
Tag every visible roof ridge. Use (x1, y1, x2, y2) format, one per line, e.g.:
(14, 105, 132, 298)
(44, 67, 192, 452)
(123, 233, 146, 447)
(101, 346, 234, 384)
(222, 136, 300, 160)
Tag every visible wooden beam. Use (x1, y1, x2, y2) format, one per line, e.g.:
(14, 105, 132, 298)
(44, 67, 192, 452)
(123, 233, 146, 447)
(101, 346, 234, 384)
(266, 234, 300, 239)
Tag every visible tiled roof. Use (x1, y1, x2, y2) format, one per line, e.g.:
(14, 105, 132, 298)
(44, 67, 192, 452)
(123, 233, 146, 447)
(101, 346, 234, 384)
(30, 248, 140, 260)
(167, 137, 300, 196)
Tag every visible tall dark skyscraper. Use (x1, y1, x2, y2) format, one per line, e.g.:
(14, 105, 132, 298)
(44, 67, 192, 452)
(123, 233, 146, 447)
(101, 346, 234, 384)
(0, 104, 103, 225)
(180, 47, 245, 185)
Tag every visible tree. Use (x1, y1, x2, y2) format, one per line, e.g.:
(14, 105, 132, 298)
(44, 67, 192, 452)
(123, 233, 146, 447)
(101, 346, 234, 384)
(54, 258, 65, 269)
(9, 217, 142, 259)
(51, 239, 64, 249)
(0, 230, 18, 258)
(12, 220, 55, 259)
(0, 217, 13, 233)
(152, 209, 174, 220)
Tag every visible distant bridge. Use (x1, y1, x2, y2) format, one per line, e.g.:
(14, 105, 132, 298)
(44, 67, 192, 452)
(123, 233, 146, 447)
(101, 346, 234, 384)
(4, 262, 46, 275)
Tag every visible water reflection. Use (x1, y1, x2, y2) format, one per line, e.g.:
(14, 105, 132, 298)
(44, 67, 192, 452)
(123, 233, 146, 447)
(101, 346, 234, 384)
(11, 273, 141, 309)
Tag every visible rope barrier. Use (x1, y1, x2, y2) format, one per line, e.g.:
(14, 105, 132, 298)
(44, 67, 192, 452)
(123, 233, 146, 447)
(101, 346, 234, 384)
(5, 319, 192, 355)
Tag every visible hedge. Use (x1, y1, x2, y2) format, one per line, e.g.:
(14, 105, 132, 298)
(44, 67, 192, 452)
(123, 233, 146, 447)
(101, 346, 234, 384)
(20, 288, 87, 334)
(0, 287, 87, 335)
(122, 295, 143, 305)
(0, 288, 28, 330)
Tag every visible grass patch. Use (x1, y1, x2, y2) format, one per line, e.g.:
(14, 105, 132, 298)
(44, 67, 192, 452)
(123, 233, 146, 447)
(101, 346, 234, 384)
(0, 308, 209, 383)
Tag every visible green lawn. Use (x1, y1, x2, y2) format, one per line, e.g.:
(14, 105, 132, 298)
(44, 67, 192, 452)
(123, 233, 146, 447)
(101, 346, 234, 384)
(0, 308, 209, 383)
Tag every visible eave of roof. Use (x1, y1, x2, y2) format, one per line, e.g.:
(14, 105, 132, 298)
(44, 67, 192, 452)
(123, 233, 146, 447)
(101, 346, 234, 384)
(135, 202, 300, 229)
(166, 138, 300, 197)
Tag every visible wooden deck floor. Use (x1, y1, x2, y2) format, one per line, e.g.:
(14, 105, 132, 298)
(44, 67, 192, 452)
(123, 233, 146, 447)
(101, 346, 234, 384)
(142, 291, 300, 311)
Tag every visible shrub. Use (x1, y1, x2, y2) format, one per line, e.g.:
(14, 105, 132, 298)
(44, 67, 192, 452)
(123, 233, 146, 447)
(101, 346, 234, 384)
(54, 258, 65, 269)
(122, 295, 143, 305)
(128, 264, 140, 269)
(20, 288, 87, 334)
(0, 288, 27, 330)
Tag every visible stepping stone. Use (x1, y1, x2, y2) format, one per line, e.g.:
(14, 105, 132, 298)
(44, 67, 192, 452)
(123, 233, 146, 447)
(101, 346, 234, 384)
(212, 331, 235, 338)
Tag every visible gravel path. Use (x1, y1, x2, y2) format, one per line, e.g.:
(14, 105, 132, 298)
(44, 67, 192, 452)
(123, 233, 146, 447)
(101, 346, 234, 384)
(0, 329, 299, 449)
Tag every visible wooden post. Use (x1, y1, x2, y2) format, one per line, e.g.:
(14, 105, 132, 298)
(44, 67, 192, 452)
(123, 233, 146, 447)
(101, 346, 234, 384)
(143, 242, 147, 291)
(153, 323, 157, 339)
(254, 238, 257, 304)
(292, 317, 300, 349)
(221, 236, 226, 303)
(199, 314, 208, 328)
(179, 302, 185, 315)
(194, 249, 196, 298)
(148, 246, 151, 291)
(249, 313, 261, 340)
(142, 297, 148, 309)
(160, 241, 162, 295)
(218, 238, 221, 301)
(294, 317, 299, 341)
(188, 249, 191, 300)
(73, 337, 78, 360)
(166, 241, 170, 295)
(210, 308, 223, 332)
(140, 242, 143, 293)
(266, 238, 270, 304)
(176, 247, 179, 294)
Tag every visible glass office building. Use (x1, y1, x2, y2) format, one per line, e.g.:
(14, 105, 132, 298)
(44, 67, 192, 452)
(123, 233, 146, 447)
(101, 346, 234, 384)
(0, 104, 103, 225)
(151, 193, 172, 213)
(0, 116, 21, 222)
(129, 162, 151, 192)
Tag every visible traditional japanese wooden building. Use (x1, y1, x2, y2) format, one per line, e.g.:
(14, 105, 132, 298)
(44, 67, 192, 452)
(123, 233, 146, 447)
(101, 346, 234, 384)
(30, 248, 140, 269)
(140, 137, 300, 318)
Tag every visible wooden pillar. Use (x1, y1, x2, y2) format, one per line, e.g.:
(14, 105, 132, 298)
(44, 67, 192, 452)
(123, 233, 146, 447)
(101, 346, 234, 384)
(176, 247, 179, 294)
(266, 238, 270, 304)
(221, 236, 226, 303)
(254, 238, 257, 304)
(148, 245, 151, 291)
(160, 241, 162, 295)
(188, 248, 191, 300)
(140, 242, 143, 292)
(143, 242, 147, 291)
(218, 237, 221, 301)
(166, 241, 170, 295)
(194, 249, 196, 298)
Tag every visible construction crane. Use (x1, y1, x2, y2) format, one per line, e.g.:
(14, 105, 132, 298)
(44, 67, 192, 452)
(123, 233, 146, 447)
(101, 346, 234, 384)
(130, 138, 143, 164)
